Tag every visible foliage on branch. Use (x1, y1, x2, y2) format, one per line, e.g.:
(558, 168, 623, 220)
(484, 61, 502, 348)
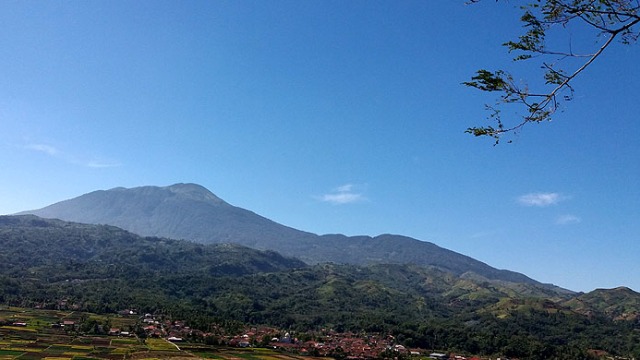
(465, 0, 640, 143)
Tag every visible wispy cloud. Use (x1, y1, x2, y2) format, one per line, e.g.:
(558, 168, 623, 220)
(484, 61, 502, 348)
(321, 192, 365, 204)
(318, 183, 367, 205)
(336, 184, 354, 192)
(25, 143, 60, 156)
(86, 160, 121, 168)
(24, 142, 121, 169)
(517, 192, 564, 207)
(556, 214, 581, 225)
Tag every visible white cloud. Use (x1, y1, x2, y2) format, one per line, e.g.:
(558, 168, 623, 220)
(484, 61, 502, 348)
(318, 183, 367, 205)
(321, 192, 365, 204)
(556, 214, 581, 225)
(336, 184, 354, 192)
(26, 143, 60, 156)
(517, 192, 564, 207)
(86, 160, 121, 168)
(25, 142, 120, 169)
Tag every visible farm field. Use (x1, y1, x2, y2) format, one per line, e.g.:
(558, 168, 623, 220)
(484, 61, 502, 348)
(0, 307, 322, 360)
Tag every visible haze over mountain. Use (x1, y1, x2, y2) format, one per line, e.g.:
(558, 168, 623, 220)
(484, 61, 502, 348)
(22, 183, 556, 288)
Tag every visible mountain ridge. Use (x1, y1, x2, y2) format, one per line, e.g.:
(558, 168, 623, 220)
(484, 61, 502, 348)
(20, 183, 555, 290)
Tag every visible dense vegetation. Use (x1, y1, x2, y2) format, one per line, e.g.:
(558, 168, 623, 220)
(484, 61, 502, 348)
(1, 215, 640, 359)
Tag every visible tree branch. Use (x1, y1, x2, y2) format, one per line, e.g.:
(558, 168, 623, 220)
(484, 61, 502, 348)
(465, 0, 639, 144)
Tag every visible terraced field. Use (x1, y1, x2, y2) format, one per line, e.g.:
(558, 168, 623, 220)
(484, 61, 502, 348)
(0, 307, 323, 360)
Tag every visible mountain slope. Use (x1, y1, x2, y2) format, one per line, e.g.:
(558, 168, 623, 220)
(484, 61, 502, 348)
(0, 214, 306, 278)
(1, 215, 638, 359)
(20, 183, 314, 249)
(561, 286, 640, 320)
(21, 183, 547, 287)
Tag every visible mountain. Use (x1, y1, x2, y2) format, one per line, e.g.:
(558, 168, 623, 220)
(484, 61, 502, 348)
(18, 183, 314, 249)
(0, 214, 306, 278)
(1, 215, 639, 359)
(21, 183, 549, 287)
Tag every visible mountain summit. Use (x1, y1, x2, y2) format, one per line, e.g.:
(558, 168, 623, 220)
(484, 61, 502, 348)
(165, 183, 227, 203)
(22, 183, 556, 289)
(21, 183, 310, 249)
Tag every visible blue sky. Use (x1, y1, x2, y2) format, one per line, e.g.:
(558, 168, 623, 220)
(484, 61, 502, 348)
(1, 1, 638, 292)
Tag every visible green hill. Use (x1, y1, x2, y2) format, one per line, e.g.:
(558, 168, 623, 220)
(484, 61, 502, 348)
(0, 214, 306, 278)
(1, 215, 640, 359)
(562, 286, 640, 321)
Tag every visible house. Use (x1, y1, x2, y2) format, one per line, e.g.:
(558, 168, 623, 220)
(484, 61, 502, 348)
(62, 320, 76, 329)
(430, 353, 448, 360)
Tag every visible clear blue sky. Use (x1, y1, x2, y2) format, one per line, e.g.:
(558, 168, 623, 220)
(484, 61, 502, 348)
(1, 1, 638, 292)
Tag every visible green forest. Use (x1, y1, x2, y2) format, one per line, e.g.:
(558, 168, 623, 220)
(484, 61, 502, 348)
(1, 215, 639, 359)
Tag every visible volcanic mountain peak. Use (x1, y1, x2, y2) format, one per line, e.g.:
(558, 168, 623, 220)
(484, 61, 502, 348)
(105, 183, 225, 204)
(164, 183, 226, 203)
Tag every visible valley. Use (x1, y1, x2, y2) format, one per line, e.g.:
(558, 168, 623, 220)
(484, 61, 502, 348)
(2, 184, 639, 359)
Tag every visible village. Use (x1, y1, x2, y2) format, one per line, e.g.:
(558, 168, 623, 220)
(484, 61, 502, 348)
(114, 311, 481, 360)
(2, 306, 627, 360)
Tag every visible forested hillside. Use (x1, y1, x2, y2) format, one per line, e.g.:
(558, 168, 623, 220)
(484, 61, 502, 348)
(1, 215, 640, 359)
(0, 215, 306, 278)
